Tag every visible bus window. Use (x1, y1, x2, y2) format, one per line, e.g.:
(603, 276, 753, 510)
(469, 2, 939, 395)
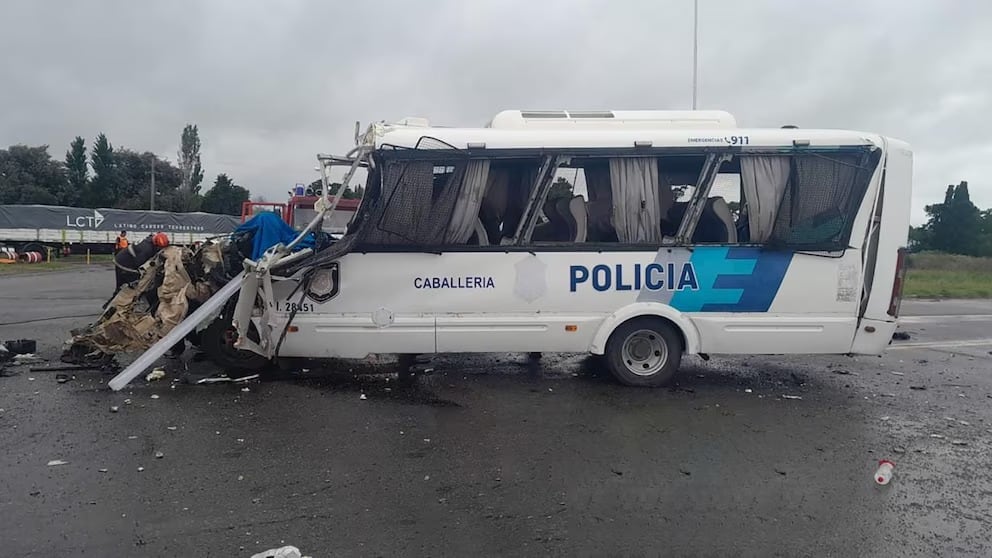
(524, 155, 709, 247)
(360, 157, 543, 248)
(739, 149, 881, 250)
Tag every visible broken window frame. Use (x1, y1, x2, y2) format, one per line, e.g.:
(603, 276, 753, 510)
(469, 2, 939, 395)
(336, 142, 879, 254)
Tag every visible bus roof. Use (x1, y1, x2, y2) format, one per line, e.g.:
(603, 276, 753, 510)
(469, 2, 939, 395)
(375, 126, 889, 151)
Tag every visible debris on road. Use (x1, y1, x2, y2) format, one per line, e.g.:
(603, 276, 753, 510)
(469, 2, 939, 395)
(46, 460, 68, 467)
(109, 405, 119, 413)
(890, 371, 905, 377)
(930, 434, 945, 439)
(56, 374, 70, 383)
(195, 373, 260, 385)
(146, 368, 166, 382)
(874, 460, 895, 485)
(137, 466, 145, 472)
(251, 545, 309, 558)
(951, 440, 969, 446)
(893, 446, 907, 454)
(2, 339, 37, 355)
(29, 364, 103, 372)
(892, 331, 911, 341)
(12, 354, 45, 365)
(150, 394, 160, 399)
(782, 395, 803, 400)
(744, 388, 753, 394)
(360, 393, 367, 400)
(909, 385, 927, 391)
(154, 451, 164, 459)
(68, 244, 232, 356)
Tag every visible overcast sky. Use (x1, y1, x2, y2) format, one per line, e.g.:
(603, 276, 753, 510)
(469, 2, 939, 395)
(2, 0, 989, 223)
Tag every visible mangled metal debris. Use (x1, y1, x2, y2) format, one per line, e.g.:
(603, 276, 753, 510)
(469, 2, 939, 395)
(70, 242, 233, 355)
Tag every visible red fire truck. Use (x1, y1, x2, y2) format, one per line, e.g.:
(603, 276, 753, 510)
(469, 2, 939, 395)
(240, 194, 362, 236)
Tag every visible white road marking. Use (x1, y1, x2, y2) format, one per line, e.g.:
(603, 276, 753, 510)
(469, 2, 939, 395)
(899, 314, 992, 324)
(888, 338, 992, 350)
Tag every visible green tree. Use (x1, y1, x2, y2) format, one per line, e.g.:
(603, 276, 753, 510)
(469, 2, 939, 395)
(0, 145, 66, 205)
(113, 150, 181, 210)
(87, 133, 119, 208)
(63, 136, 87, 206)
(177, 124, 204, 211)
(924, 181, 982, 255)
(908, 225, 931, 251)
(201, 173, 251, 215)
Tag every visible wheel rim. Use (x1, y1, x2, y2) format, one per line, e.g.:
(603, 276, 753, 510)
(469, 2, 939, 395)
(621, 329, 668, 376)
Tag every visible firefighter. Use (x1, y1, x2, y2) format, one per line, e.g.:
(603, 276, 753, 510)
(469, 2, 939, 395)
(113, 232, 169, 293)
(114, 230, 129, 254)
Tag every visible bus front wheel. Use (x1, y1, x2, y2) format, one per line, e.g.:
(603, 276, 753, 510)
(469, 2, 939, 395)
(604, 317, 682, 387)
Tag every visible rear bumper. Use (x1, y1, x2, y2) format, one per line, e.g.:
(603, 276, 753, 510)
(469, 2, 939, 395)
(850, 318, 898, 355)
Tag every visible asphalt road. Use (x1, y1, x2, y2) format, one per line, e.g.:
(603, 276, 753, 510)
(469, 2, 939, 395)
(2, 269, 991, 557)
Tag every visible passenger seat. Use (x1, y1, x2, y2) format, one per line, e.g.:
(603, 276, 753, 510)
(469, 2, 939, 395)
(666, 198, 737, 243)
(707, 197, 737, 243)
(556, 195, 587, 242)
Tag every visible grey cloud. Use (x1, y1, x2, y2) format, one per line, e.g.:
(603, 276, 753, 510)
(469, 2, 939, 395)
(2, 0, 990, 222)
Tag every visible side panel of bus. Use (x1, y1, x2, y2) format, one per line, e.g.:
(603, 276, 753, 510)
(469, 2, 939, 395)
(273, 246, 862, 358)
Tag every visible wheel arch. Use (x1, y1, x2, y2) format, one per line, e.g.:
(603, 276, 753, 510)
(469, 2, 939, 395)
(589, 303, 700, 355)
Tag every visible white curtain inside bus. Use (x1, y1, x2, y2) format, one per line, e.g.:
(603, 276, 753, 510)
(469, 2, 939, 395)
(609, 158, 663, 243)
(740, 156, 791, 242)
(445, 160, 491, 244)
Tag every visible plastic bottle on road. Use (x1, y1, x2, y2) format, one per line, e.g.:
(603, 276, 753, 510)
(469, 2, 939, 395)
(875, 459, 895, 485)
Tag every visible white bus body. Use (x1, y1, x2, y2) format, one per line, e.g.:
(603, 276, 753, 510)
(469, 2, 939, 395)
(225, 110, 912, 387)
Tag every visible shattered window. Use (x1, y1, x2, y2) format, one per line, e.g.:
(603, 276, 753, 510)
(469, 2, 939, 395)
(362, 160, 466, 246)
(768, 150, 880, 250)
(353, 155, 544, 249)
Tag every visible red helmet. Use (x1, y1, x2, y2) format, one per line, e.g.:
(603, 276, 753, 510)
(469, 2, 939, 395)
(152, 232, 170, 248)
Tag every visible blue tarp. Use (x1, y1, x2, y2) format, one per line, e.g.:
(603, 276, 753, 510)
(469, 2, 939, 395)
(234, 212, 316, 260)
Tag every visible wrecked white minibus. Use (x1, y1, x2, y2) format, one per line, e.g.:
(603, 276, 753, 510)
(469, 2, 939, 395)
(109, 109, 913, 389)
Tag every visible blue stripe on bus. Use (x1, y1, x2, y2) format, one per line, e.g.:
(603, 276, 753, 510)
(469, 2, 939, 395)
(669, 247, 793, 312)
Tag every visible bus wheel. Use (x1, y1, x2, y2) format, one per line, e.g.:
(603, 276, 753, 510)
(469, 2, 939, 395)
(605, 317, 682, 387)
(200, 314, 269, 372)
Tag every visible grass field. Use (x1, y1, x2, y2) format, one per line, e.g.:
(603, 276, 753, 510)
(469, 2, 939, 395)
(904, 252, 992, 298)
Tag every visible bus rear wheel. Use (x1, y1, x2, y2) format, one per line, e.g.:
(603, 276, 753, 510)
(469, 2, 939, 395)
(605, 317, 682, 387)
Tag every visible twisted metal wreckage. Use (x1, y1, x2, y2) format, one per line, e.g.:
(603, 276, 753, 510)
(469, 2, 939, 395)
(76, 126, 379, 391)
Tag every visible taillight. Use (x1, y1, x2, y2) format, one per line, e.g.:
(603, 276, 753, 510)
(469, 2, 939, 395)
(888, 247, 908, 317)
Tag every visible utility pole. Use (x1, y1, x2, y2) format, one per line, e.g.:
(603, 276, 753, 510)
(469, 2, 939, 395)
(692, 0, 699, 110)
(150, 157, 156, 210)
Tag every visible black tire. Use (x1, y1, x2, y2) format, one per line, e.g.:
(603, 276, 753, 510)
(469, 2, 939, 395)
(200, 313, 269, 372)
(604, 317, 682, 387)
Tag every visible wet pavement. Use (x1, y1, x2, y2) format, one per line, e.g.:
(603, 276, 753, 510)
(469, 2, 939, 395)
(1, 269, 991, 556)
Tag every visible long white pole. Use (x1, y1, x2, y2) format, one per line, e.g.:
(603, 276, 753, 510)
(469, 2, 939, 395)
(692, 0, 698, 110)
